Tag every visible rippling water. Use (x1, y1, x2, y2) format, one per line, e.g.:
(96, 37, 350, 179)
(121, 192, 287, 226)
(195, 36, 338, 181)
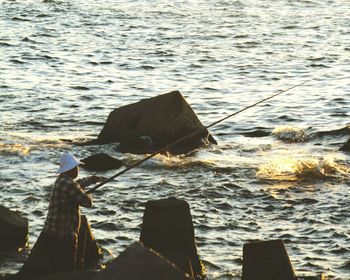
(1, 0, 350, 279)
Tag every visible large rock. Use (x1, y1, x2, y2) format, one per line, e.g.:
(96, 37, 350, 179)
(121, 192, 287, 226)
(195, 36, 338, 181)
(85, 91, 216, 154)
(0, 206, 28, 250)
(340, 138, 350, 152)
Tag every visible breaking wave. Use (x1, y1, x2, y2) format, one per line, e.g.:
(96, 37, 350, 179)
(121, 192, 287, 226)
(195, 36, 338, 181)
(0, 143, 31, 157)
(0, 135, 70, 157)
(272, 125, 307, 143)
(257, 155, 350, 181)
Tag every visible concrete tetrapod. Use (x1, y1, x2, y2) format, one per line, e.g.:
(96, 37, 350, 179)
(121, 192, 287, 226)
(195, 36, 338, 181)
(242, 239, 297, 280)
(93, 242, 193, 280)
(31, 242, 191, 280)
(140, 198, 203, 279)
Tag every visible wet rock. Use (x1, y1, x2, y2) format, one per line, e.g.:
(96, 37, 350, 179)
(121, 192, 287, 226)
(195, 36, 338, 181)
(339, 138, 350, 152)
(83, 91, 217, 154)
(0, 206, 28, 250)
(242, 128, 271, 138)
(272, 126, 306, 143)
(81, 153, 123, 171)
(94, 241, 192, 280)
(242, 239, 296, 280)
(140, 198, 203, 279)
(118, 136, 154, 154)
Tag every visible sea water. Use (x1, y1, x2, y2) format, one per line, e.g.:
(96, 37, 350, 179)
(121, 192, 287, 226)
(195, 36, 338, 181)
(0, 0, 349, 279)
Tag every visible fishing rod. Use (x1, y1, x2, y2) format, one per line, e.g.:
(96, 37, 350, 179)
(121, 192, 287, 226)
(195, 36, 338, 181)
(86, 77, 315, 194)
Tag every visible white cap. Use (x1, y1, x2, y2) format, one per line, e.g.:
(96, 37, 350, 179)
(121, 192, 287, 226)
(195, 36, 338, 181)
(56, 152, 83, 174)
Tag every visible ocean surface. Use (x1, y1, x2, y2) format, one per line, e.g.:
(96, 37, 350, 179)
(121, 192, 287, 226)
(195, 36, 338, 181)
(0, 0, 349, 279)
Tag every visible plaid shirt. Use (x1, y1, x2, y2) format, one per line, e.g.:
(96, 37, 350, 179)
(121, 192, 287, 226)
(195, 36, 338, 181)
(43, 174, 94, 240)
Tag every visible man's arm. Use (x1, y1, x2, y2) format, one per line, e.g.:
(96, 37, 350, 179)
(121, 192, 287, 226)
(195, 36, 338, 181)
(67, 181, 93, 208)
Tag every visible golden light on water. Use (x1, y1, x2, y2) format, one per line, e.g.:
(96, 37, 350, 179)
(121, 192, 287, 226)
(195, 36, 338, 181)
(0, 132, 71, 158)
(257, 156, 301, 180)
(0, 143, 30, 157)
(157, 153, 216, 168)
(257, 154, 350, 181)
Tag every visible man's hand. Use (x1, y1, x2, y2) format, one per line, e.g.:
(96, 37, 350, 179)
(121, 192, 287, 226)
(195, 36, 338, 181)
(91, 176, 108, 184)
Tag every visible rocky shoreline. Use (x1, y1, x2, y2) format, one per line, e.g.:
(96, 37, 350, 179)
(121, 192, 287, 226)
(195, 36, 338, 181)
(1, 198, 327, 280)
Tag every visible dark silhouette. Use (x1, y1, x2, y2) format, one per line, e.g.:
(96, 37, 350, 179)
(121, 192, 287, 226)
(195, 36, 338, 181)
(81, 153, 123, 171)
(242, 239, 296, 280)
(0, 205, 28, 250)
(340, 137, 350, 152)
(16, 152, 104, 279)
(140, 198, 203, 279)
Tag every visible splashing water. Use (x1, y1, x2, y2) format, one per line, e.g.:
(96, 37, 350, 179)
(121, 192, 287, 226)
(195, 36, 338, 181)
(257, 154, 350, 181)
(0, 132, 71, 158)
(0, 143, 30, 157)
(272, 125, 307, 143)
(148, 153, 217, 170)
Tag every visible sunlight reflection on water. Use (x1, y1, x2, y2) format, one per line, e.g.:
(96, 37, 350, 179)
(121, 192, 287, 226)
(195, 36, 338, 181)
(1, 0, 350, 278)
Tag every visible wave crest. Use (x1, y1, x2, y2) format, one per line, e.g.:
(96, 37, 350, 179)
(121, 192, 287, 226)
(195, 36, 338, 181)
(272, 125, 306, 143)
(257, 155, 350, 181)
(0, 143, 30, 157)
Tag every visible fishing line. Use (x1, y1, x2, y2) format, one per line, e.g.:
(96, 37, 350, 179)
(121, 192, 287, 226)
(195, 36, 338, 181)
(86, 77, 315, 194)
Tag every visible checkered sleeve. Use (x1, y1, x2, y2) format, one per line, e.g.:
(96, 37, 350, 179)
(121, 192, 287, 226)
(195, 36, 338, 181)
(67, 180, 93, 208)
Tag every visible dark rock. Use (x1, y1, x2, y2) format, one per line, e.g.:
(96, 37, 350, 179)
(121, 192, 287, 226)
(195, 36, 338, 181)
(119, 136, 154, 154)
(242, 129, 271, 138)
(81, 153, 123, 171)
(140, 198, 204, 279)
(93, 241, 192, 280)
(242, 239, 296, 280)
(82, 91, 217, 154)
(340, 138, 350, 152)
(312, 125, 350, 138)
(161, 251, 195, 278)
(0, 274, 15, 280)
(37, 271, 99, 280)
(24, 242, 192, 280)
(0, 206, 28, 251)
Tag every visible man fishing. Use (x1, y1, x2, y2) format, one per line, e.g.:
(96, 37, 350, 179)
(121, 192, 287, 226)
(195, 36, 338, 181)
(17, 152, 105, 279)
